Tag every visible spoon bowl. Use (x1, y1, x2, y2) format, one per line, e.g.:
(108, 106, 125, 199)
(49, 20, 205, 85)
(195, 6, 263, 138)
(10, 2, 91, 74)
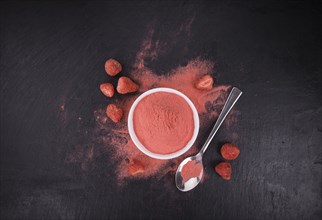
(175, 153, 203, 192)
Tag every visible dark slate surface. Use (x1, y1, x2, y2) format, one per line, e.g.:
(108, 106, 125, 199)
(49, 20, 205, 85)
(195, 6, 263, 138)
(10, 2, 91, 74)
(1, 1, 321, 220)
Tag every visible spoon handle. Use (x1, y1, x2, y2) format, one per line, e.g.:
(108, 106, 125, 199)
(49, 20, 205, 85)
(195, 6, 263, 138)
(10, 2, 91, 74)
(200, 87, 242, 155)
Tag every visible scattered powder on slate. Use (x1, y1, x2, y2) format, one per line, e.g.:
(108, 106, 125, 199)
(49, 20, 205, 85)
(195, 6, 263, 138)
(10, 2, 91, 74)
(63, 27, 240, 186)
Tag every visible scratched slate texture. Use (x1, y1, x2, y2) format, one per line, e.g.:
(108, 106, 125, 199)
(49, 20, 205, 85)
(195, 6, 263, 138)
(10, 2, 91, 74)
(0, 1, 321, 220)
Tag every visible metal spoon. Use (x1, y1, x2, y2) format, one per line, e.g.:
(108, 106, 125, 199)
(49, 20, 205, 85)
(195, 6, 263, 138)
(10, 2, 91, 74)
(175, 87, 242, 192)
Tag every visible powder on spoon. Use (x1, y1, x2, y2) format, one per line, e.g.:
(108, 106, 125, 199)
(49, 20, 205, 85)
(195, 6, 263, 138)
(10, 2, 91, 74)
(181, 160, 203, 182)
(133, 92, 194, 154)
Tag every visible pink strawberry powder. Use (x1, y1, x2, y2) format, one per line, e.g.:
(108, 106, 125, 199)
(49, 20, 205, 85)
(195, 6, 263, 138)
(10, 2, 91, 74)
(181, 160, 203, 182)
(90, 58, 233, 184)
(63, 24, 240, 187)
(133, 92, 194, 154)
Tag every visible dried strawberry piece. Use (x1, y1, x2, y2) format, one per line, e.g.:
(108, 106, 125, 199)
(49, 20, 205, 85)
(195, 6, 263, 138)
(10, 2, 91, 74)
(195, 74, 214, 90)
(221, 143, 240, 160)
(106, 104, 123, 123)
(215, 162, 232, 180)
(105, 58, 122, 76)
(128, 159, 145, 175)
(100, 83, 114, 97)
(117, 76, 139, 94)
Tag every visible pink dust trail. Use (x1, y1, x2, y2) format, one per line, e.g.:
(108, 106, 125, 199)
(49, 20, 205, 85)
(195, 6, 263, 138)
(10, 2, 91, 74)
(134, 28, 161, 69)
(90, 58, 233, 184)
(64, 25, 239, 186)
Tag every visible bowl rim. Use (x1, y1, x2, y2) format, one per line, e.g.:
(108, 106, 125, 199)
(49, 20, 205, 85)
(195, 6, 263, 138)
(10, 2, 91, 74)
(128, 87, 199, 160)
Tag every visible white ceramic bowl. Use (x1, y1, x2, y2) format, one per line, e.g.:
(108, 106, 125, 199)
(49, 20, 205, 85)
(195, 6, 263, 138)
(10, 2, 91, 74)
(128, 88, 199, 160)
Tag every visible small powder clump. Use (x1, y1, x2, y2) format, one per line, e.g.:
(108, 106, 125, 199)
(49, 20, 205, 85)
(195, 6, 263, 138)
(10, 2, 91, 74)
(133, 92, 194, 154)
(195, 74, 214, 90)
(181, 160, 203, 182)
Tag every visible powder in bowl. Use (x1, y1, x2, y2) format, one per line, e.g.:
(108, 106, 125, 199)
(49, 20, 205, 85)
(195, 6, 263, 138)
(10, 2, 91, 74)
(133, 92, 194, 155)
